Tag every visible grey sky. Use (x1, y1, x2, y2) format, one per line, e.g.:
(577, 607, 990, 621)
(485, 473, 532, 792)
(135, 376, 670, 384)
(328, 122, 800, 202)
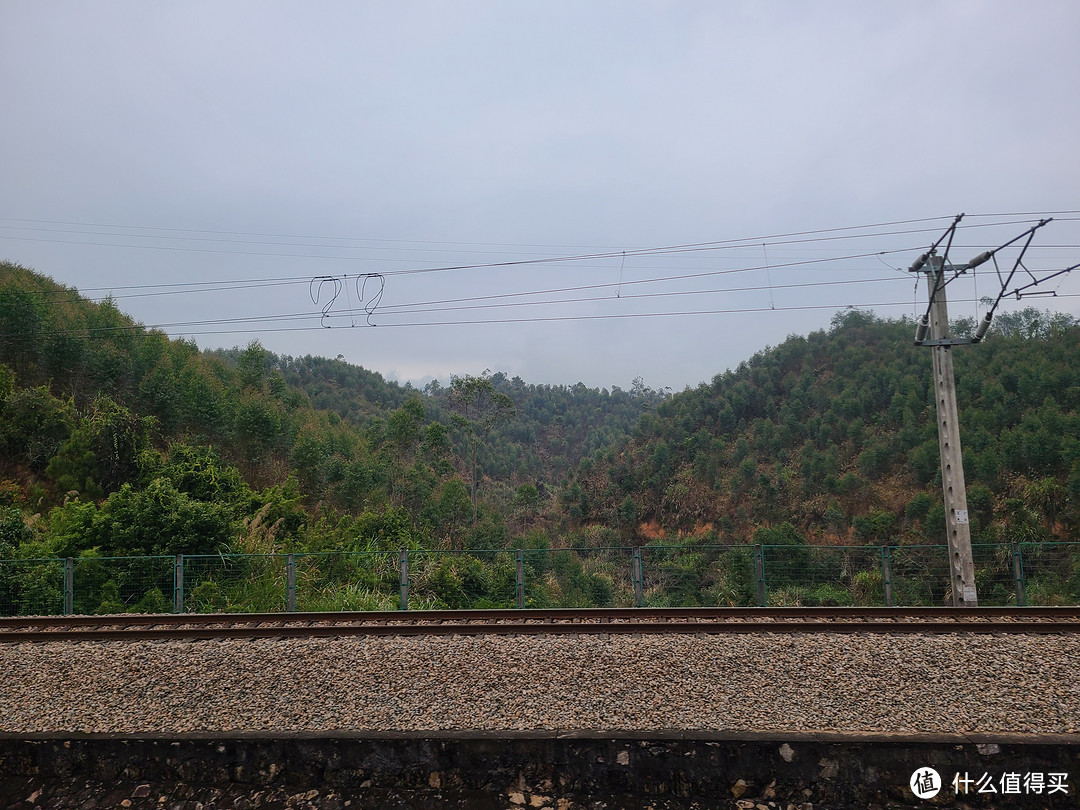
(2, 1, 1078, 391)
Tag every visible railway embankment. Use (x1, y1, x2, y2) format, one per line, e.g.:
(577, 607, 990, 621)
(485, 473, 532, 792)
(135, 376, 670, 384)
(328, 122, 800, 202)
(2, 733, 1079, 809)
(2, 611, 1079, 807)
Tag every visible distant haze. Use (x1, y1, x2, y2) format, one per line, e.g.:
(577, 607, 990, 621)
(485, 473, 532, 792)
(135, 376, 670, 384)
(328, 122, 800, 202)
(2, 1, 1078, 391)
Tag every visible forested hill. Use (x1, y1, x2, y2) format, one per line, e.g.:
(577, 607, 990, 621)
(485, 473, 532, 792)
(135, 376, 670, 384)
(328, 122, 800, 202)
(2, 259, 1078, 571)
(0, 261, 663, 559)
(563, 308, 1080, 547)
(210, 349, 668, 492)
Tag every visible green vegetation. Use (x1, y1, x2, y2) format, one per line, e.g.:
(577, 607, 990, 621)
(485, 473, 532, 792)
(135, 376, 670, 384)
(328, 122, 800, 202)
(569, 308, 1080, 550)
(2, 261, 1080, 613)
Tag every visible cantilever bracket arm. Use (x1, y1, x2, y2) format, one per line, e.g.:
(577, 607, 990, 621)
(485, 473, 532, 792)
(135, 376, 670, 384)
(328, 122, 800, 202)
(1008, 262, 1079, 300)
(913, 218, 1058, 345)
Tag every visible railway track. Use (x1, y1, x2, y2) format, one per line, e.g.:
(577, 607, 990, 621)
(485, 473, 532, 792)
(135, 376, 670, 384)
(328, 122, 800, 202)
(2, 606, 1079, 642)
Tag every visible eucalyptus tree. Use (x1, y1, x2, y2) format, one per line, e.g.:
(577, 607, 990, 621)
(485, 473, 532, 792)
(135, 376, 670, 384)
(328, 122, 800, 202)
(448, 373, 515, 522)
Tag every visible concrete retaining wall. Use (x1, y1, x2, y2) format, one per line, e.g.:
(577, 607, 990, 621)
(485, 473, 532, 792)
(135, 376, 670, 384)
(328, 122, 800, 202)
(1, 732, 1078, 809)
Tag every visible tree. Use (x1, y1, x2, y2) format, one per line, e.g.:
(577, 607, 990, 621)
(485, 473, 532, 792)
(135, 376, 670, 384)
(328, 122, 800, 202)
(233, 394, 282, 475)
(47, 396, 154, 496)
(386, 396, 425, 462)
(513, 483, 541, 531)
(238, 340, 268, 391)
(616, 495, 638, 540)
(46, 479, 234, 558)
(448, 374, 515, 522)
(0, 385, 75, 472)
(160, 443, 247, 503)
(0, 285, 45, 380)
(432, 478, 473, 548)
(422, 422, 453, 475)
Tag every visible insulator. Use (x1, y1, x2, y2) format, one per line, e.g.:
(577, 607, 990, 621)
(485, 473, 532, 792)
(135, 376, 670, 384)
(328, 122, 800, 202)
(909, 252, 929, 273)
(965, 250, 993, 270)
(973, 312, 993, 342)
(915, 315, 929, 344)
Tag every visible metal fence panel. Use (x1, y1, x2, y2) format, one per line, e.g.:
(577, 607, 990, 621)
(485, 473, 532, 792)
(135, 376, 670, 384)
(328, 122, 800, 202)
(408, 549, 518, 610)
(887, 545, 950, 606)
(519, 547, 634, 608)
(181, 554, 289, 613)
(291, 552, 400, 612)
(761, 545, 886, 607)
(71, 555, 174, 615)
(1019, 543, 1080, 606)
(640, 545, 758, 607)
(0, 558, 64, 616)
(971, 544, 1018, 607)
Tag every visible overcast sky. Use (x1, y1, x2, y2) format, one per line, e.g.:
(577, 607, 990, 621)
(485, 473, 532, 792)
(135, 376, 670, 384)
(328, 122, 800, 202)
(2, 1, 1078, 392)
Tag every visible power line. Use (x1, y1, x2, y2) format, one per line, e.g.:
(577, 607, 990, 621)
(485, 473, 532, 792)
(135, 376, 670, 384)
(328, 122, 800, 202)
(1, 218, 1023, 271)
(0, 213, 958, 250)
(40, 274, 909, 334)
(0, 216, 638, 251)
(964, 210, 1080, 218)
(5, 212, 1076, 343)
(13, 288, 1078, 342)
(8, 242, 1078, 338)
(9, 232, 940, 309)
(92, 295, 1080, 338)
(9, 246, 928, 319)
(0, 224, 623, 258)
(6, 217, 1064, 306)
(374, 266, 905, 314)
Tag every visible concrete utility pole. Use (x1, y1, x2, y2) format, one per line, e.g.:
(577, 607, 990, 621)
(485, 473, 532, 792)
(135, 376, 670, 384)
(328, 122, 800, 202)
(924, 257, 977, 607)
(910, 214, 1062, 607)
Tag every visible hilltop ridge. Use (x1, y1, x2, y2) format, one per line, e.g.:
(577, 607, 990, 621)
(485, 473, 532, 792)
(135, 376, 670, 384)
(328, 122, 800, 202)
(2, 260, 1078, 612)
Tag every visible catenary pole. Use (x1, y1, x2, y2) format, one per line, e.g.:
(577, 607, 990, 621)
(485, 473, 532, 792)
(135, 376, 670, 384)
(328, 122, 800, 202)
(910, 214, 1063, 606)
(925, 257, 977, 606)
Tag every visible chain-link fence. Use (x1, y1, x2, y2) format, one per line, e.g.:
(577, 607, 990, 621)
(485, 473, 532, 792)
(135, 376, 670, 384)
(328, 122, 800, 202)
(71, 556, 174, 615)
(761, 545, 887, 607)
(293, 551, 400, 612)
(0, 558, 64, 616)
(1018, 542, 1080, 606)
(409, 549, 516, 609)
(641, 545, 758, 607)
(1, 542, 1077, 616)
(181, 554, 290, 613)
(888, 545, 952, 606)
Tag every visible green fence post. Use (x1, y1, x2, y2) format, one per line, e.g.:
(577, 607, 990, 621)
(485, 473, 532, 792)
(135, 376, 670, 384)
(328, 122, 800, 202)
(1012, 543, 1027, 607)
(173, 554, 184, 614)
(631, 547, 644, 608)
(286, 553, 296, 612)
(399, 550, 409, 611)
(881, 546, 894, 607)
(754, 544, 766, 606)
(64, 558, 74, 616)
(515, 549, 525, 609)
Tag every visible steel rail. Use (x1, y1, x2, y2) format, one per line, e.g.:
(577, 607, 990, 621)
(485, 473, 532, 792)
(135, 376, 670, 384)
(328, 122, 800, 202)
(4, 605, 1080, 629)
(2, 621, 1079, 642)
(2, 607, 1080, 643)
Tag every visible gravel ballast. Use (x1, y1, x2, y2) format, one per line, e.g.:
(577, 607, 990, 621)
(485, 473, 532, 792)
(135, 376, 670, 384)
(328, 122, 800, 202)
(3, 632, 1079, 735)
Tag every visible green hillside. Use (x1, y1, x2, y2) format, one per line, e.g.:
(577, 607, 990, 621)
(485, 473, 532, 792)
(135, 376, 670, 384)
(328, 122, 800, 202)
(0, 262, 658, 558)
(2, 260, 1079, 612)
(564, 308, 1080, 548)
